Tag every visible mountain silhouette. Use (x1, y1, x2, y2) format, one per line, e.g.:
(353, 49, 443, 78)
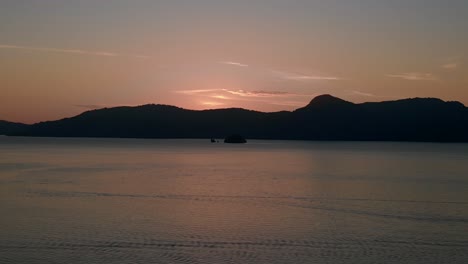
(2, 95, 468, 142)
(0, 120, 28, 136)
(299, 94, 355, 110)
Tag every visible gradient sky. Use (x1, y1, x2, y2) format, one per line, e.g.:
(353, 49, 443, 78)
(1, 0, 468, 123)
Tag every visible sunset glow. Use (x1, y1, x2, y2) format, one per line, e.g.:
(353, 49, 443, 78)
(1, 3, 468, 264)
(1, 1, 467, 123)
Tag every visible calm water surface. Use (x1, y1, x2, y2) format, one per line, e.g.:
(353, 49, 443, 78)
(1, 137, 467, 264)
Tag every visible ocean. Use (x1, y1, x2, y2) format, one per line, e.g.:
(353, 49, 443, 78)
(1, 137, 467, 263)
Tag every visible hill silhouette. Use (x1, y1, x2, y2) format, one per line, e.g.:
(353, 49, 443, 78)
(3, 95, 468, 142)
(0, 120, 28, 136)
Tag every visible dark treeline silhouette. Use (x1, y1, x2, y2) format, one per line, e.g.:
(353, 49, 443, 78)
(2, 95, 468, 142)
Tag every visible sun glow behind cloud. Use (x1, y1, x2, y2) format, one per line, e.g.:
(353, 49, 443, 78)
(174, 87, 316, 110)
(211, 95, 231, 100)
(167, 60, 342, 110)
(201, 101, 225, 107)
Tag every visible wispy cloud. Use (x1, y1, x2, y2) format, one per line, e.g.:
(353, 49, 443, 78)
(442, 63, 459, 70)
(272, 70, 340, 81)
(175, 88, 314, 108)
(0, 44, 150, 59)
(176, 89, 293, 98)
(387, 72, 438, 81)
(218, 61, 340, 81)
(175, 89, 221, 95)
(220, 61, 249, 67)
(352, 90, 377, 97)
(225, 90, 291, 97)
(351, 90, 396, 99)
(211, 95, 231, 100)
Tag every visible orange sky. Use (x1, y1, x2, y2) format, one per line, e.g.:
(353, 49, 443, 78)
(1, 1, 467, 123)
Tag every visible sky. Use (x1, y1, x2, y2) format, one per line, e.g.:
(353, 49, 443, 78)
(1, 0, 468, 123)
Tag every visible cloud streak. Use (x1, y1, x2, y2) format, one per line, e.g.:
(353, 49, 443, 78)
(352, 90, 377, 97)
(220, 61, 249, 67)
(175, 88, 315, 108)
(176, 89, 298, 98)
(351, 90, 396, 99)
(211, 95, 231, 100)
(442, 63, 458, 70)
(175, 89, 221, 95)
(0, 44, 150, 59)
(387, 72, 437, 81)
(225, 90, 291, 97)
(271, 70, 340, 81)
(219, 60, 340, 81)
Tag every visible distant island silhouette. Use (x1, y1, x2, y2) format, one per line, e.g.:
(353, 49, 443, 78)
(1, 94, 468, 142)
(224, 134, 247, 144)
